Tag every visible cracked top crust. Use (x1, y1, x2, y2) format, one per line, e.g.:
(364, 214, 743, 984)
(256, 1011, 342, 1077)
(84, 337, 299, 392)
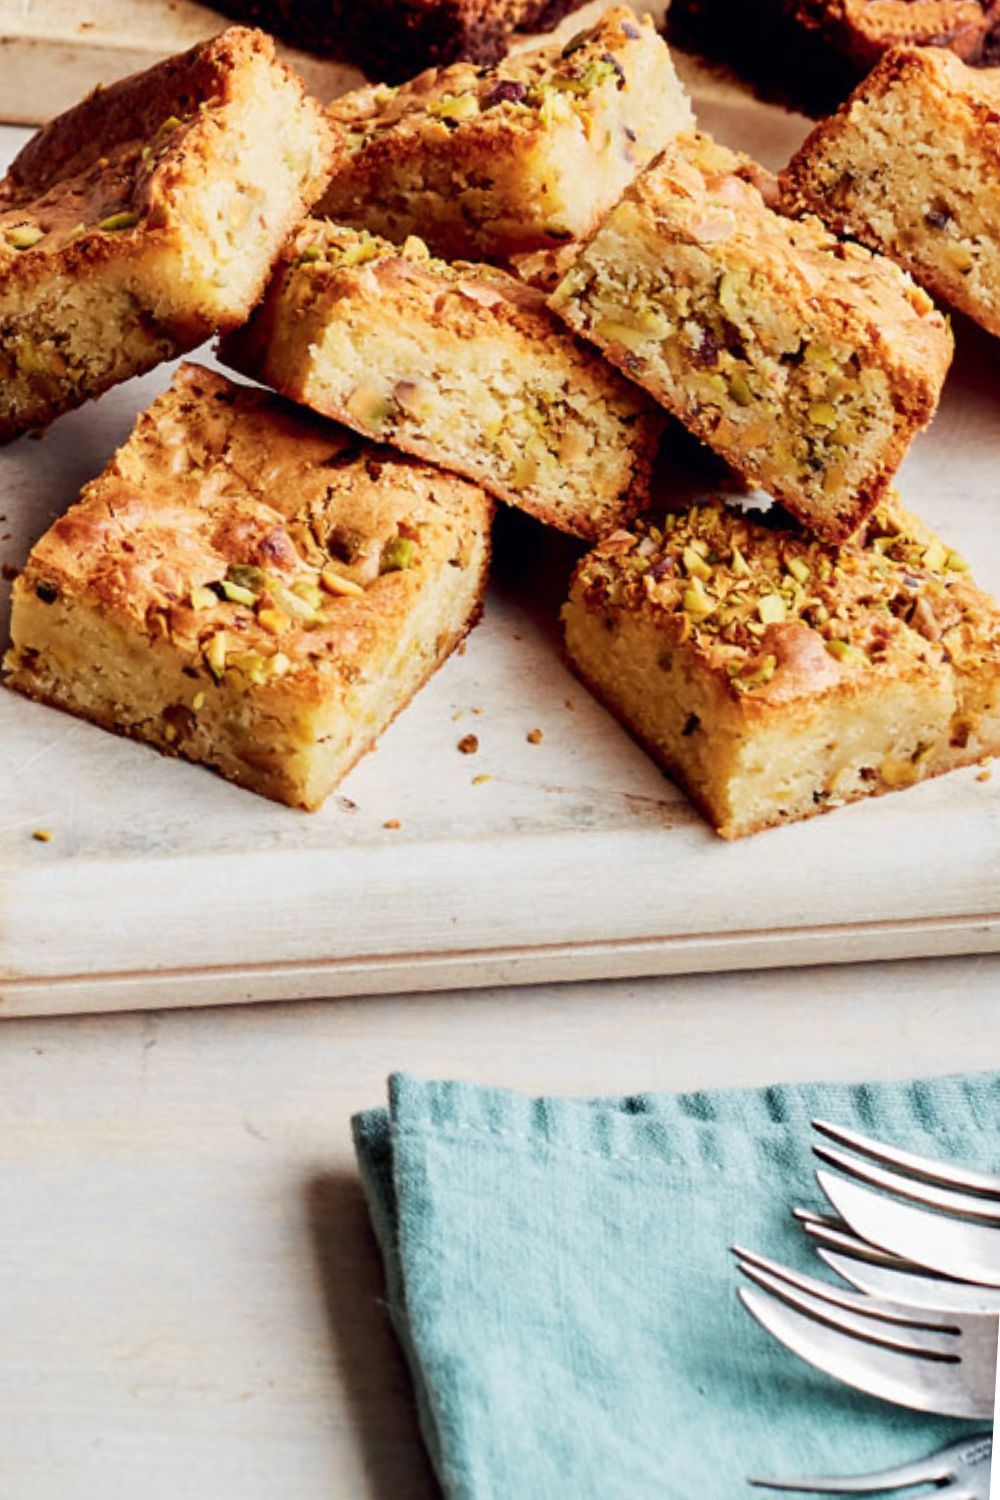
(19, 364, 492, 699)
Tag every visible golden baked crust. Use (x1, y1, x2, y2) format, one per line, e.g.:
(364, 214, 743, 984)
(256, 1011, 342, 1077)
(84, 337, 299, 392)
(549, 131, 953, 545)
(316, 7, 693, 261)
(3, 364, 493, 809)
(0, 28, 339, 443)
(563, 494, 1000, 837)
(781, 46, 1000, 338)
(220, 221, 663, 541)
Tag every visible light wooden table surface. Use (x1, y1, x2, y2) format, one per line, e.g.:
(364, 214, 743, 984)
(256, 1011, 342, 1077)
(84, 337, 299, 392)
(3, 956, 1000, 1499)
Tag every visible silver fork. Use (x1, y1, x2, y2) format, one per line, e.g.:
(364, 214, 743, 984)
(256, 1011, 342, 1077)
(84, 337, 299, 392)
(733, 1246, 997, 1417)
(793, 1209, 1000, 1314)
(811, 1120, 1000, 1287)
(750, 1432, 992, 1495)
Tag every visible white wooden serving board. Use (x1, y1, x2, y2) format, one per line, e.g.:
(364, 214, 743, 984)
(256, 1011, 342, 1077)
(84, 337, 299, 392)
(1, 72, 999, 1020)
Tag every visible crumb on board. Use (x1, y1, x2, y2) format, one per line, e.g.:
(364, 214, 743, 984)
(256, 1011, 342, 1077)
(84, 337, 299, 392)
(977, 768, 993, 783)
(383, 818, 402, 829)
(472, 774, 491, 785)
(564, 698, 576, 711)
(458, 733, 479, 754)
(526, 728, 543, 745)
(31, 828, 53, 842)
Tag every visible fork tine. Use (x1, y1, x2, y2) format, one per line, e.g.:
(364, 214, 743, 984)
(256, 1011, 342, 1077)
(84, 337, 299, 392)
(813, 1120, 1000, 1200)
(737, 1287, 992, 1418)
(816, 1247, 1000, 1314)
(796, 1212, 918, 1270)
(733, 1250, 961, 1355)
(734, 1246, 956, 1330)
(814, 1144, 1000, 1224)
(818, 1170, 1000, 1287)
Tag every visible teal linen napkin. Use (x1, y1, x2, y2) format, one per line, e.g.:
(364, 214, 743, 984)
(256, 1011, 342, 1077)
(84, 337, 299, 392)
(352, 1072, 997, 1498)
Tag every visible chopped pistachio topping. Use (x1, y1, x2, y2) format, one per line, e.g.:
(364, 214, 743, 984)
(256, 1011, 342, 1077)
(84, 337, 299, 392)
(5, 224, 44, 250)
(429, 92, 481, 122)
(226, 563, 265, 595)
(219, 579, 256, 606)
(575, 495, 996, 700)
(190, 585, 217, 612)
(269, 579, 321, 623)
(98, 211, 140, 232)
(205, 630, 227, 681)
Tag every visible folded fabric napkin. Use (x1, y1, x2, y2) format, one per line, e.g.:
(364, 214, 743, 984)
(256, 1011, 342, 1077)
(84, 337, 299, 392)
(353, 1071, 997, 1499)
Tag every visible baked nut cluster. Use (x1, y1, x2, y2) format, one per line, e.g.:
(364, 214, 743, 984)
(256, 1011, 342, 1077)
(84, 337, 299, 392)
(2, 10, 998, 833)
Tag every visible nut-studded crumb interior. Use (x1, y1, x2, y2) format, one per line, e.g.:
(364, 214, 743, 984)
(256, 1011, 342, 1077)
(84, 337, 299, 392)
(3, 364, 493, 810)
(317, 7, 693, 260)
(549, 131, 952, 544)
(221, 222, 663, 541)
(563, 495, 1000, 838)
(781, 47, 1000, 339)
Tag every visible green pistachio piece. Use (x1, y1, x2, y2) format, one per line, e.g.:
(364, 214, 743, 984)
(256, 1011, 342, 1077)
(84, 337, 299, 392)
(98, 211, 140, 232)
(5, 224, 44, 249)
(205, 630, 228, 680)
(225, 563, 265, 594)
(728, 372, 754, 407)
(808, 402, 838, 428)
(757, 594, 786, 625)
(381, 536, 414, 572)
(190, 585, 217, 611)
(219, 579, 256, 606)
(825, 639, 860, 663)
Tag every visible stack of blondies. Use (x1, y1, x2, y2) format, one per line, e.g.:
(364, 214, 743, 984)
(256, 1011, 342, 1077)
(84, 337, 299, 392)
(2, 8, 999, 837)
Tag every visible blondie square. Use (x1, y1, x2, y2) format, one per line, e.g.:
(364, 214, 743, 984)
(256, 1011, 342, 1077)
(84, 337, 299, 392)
(549, 132, 953, 545)
(220, 222, 663, 540)
(782, 47, 1000, 339)
(3, 364, 493, 810)
(0, 28, 339, 443)
(563, 495, 1000, 838)
(316, 7, 693, 261)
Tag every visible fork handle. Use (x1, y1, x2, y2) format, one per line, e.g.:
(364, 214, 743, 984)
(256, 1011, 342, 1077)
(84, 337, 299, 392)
(749, 1456, 950, 1492)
